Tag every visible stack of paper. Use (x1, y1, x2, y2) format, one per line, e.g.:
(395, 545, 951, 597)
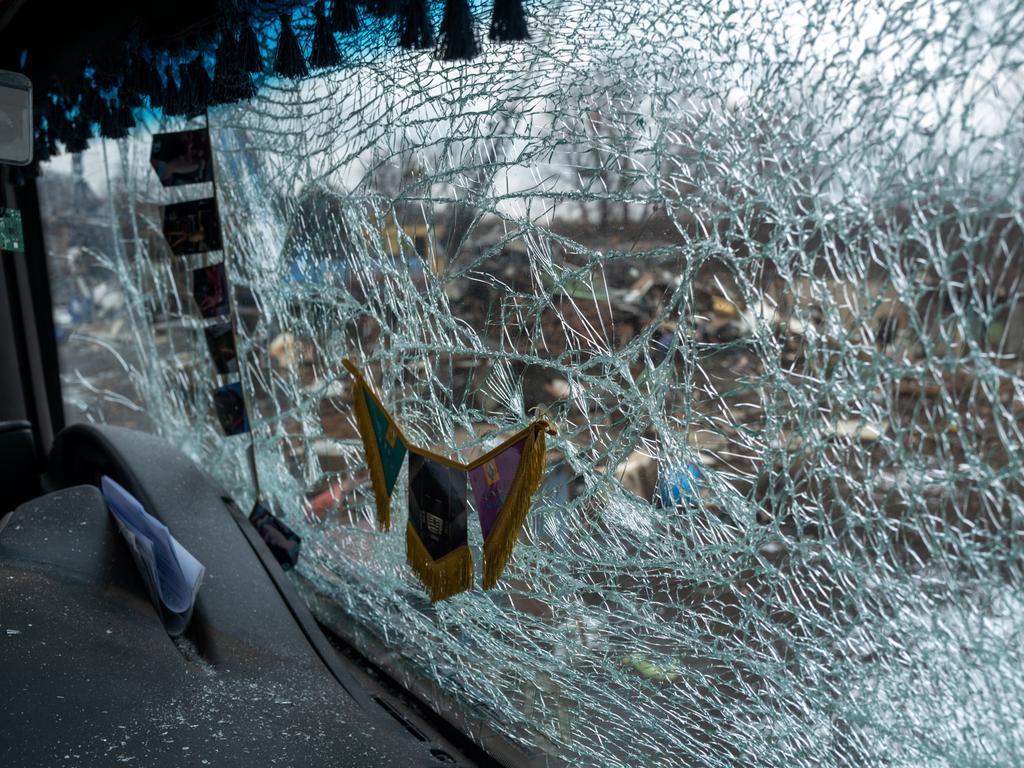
(101, 476, 205, 636)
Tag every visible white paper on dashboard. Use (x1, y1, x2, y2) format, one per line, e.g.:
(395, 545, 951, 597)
(101, 475, 205, 635)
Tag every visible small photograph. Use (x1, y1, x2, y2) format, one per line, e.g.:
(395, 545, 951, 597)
(162, 198, 222, 255)
(212, 381, 249, 436)
(192, 263, 230, 319)
(150, 129, 213, 187)
(203, 322, 238, 374)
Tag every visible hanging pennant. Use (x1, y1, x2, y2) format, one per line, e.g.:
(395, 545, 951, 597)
(342, 358, 555, 598)
(467, 421, 549, 588)
(163, 198, 223, 255)
(150, 128, 213, 187)
(343, 359, 408, 531)
(406, 449, 473, 602)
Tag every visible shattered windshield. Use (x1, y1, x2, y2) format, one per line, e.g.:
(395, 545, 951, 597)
(39, 0, 1024, 765)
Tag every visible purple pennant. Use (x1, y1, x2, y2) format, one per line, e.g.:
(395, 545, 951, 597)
(468, 437, 526, 540)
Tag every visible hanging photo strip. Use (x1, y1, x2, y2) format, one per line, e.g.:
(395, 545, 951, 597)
(343, 358, 554, 601)
(192, 262, 231, 318)
(153, 125, 250, 443)
(212, 381, 250, 435)
(203, 322, 238, 374)
(163, 197, 223, 255)
(151, 128, 214, 187)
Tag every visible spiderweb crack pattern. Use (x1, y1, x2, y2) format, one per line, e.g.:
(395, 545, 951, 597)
(41, 0, 1024, 765)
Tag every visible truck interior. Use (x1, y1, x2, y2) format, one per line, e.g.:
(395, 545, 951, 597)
(2, 0, 1024, 766)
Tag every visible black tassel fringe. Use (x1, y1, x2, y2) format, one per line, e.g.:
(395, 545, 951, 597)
(99, 100, 128, 140)
(65, 110, 92, 153)
(239, 24, 264, 73)
(92, 56, 119, 91)
(330, 0, 360, 32)
(212, 30, 256, 104)
(273, 14, 308, 79)
(175, 63, 195, 116)
(33, 123, 53, 164)
(117, 102, 137, 132)
(367, 0, 399, 18)
(133, 53, 164, 107)
(35, 101, 57, 161)
(309, 1, 343, 70)
(33, 0, 523, 144)
(399, 0, 434, 49)
(78, 82, 103, 127)
(163, 66, 184, 116)
(49, 96, 73, 147)
(210, 31, 238, 105)
(120, 84, 143, 110)
(489, 0, 528, 42)
(186, 57, 212, 116)
(437, 0, 478, 60)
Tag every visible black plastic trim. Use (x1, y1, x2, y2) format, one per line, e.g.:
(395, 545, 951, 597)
(15, 178, 64, 444)
(223, 496, 380, 713)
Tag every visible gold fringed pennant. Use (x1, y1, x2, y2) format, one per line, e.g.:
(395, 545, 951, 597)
(342, 358, 555, 600)
(405, 522, 474, 602)
(345, 359, 408, 531)
(468, 421, 552, 589)
(406, 449, 474, 601)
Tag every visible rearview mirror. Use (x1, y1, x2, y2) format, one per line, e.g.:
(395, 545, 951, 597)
(0, 71, 32, 166)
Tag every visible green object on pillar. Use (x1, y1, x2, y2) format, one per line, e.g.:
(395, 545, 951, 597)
(0, 209, 24, 252)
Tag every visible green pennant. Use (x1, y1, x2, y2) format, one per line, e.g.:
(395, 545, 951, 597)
(363, 387, 407, 497)
(349, 368, 408, 531)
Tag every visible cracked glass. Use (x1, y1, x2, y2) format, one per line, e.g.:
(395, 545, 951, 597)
(39, 0, 1024, 765)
